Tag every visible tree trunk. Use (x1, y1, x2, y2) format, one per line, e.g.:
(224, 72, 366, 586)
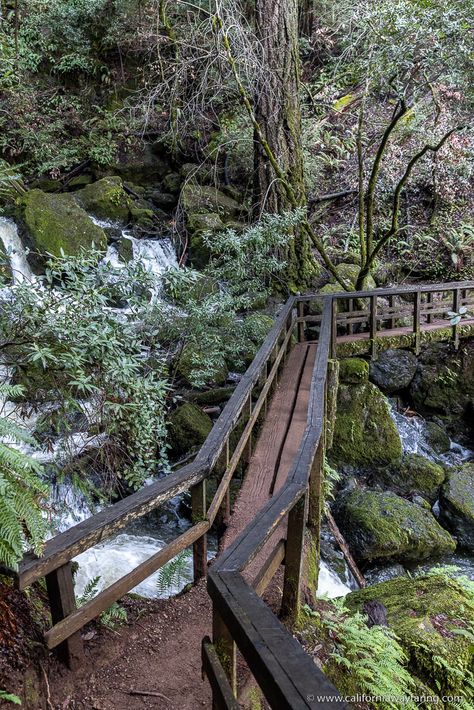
(298, 0, 314, 37)
(254, 0, 312, 287)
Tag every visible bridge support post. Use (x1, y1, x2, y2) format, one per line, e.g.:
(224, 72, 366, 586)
(45, 562, 84, 670)
(192, 480, 207, 581)
(297, 301, 305, 342)
(281, 493, 307, 621)
(414, 291, 421, 354)
(453, 288, 461, 350)
(212, 607, 237, 702)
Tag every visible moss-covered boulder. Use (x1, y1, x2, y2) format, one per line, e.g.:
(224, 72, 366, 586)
(330, 379, 402, 469)
(338, 358, 369, 384)
(424, 420, 451, 454)
(75, 176, 132, 223)
(335, 262, 376, 291)
(369, 348, 418, 394)
(345, 574, 474, 700)
(439, 464, 474, 550)
(333, 489, 456, 562)
(186, 213, 225, 269)
(372, 453, 446, 503)
(20, 189, 107, 260)
(181, 184, 242, 218)
(409, 342, 474, 417)
(175, 343, 228, 388)
(168, 403, 213, 459)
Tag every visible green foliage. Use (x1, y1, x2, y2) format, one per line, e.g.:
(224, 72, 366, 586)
(304, 601, 417, 710)
(156, 551, 190, 597)
(77, 575, 128, 628)
(0, 383, 47, 570)
(0, 690, 22, 705)
(0, 250, 169, 491)
(155, 213, 300, 387)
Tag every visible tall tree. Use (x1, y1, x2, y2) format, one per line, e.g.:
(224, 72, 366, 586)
(253, 0, 313, 286)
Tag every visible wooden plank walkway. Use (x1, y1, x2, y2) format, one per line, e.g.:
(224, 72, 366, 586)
(222, 343, 317, 580)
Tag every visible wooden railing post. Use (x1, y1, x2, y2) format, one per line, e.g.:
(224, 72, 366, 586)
(452, 288, 461, 350)
(414, 290, 421, 354)
(192, 480, 207, 581)
(370, 295, 377, 358)
(347, 298, 354, 336)
(330, 299, 337, 360)
(427, 291, 434, 324)
(281, 493, 307, 621)
(297, 300, 305, 342)
(216, 441, 231, 532)
(212, 606, 237, 703)
(45, 562, 83, 670)
(388, 294, 396, 330)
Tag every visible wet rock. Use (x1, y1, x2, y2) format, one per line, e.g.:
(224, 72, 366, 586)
(330, 379, 402, 469)
(424, 420, 451, 454)
(333, 489, 456, 563)
(181, 184, 242, 218)
(75, 176, 132, 223)
(439, 463, 474, 550)
(369, 348, 418, 394)
(20, 189, 107, 261)
(338, 358, 369, 384)
(168, 403, 213, 459)
(371, 453, 446, 504)
(409, 341, 474, 417)
(175, 344, 228, 388)
(345, 574, 474, 700)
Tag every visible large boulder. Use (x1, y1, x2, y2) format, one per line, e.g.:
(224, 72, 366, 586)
(167, 403, 213, 459)
(369, 348, 418, 394)
(409, 341, 474, 417)
(181, 184, 242, 218)
(372, 453, 446, 504)
(439, 464, 474, 550)
(424, 420, 451, 454)
(333, 489, 456, 563)
(75, 176, 132, 223)
(334, 262, 376, 291)
(175, 343, 228, 388)
(330, 369, 402, 469)
(20, 189, 107, 260)
(345, 574, 474, 700)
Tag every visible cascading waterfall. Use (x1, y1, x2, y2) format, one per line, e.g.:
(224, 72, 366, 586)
(0, 216, 33, 284)
(0, 217, 195, 600)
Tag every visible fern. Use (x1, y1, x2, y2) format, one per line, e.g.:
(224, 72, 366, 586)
(0, 690, 21, 705)
(304, 601, 418, 710)
(156, 551, 190, 596)
(0, 384, 47, 570)
(76, 574, 128, 629)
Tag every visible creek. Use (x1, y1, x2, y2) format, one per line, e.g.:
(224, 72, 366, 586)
(1, 217, 472, 604)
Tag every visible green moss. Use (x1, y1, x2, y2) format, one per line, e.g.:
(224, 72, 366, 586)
(375, 453, 446, 503)
(181, 184, 241, 218)
(334, 490, 456, 563)
(330, 380, 402, 468)
(176, 343, 228, 387)
(335, 262, 376, 290)
(338, 357, 369, 384)
(129, 206, 155, 228)
(336, 326, 474, 359)
(424, 421, 451, 454)
(75, 176, 132, 222)
(190, 386, 235, 406)
(167, 403, 213, 459)
(439, 464, 474, 550)
(20, 189, 107, 259)
(345, 574, 474, 698)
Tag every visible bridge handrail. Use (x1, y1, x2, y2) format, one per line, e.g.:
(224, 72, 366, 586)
(8, 279, 474, 700)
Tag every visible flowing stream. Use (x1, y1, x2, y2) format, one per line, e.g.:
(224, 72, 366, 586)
(2, 222, 471, 602)
(0, 217, 34, 284)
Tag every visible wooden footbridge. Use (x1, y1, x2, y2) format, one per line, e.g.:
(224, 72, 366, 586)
(8, 280, 474, 708)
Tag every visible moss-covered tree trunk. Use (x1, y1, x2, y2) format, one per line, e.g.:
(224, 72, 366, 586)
(298, 0, 314, 37)
(254, 0, 313, 288)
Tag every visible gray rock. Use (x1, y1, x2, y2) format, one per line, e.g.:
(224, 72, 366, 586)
(369, 348, 418, 393)
(439, 463, 474, 550)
